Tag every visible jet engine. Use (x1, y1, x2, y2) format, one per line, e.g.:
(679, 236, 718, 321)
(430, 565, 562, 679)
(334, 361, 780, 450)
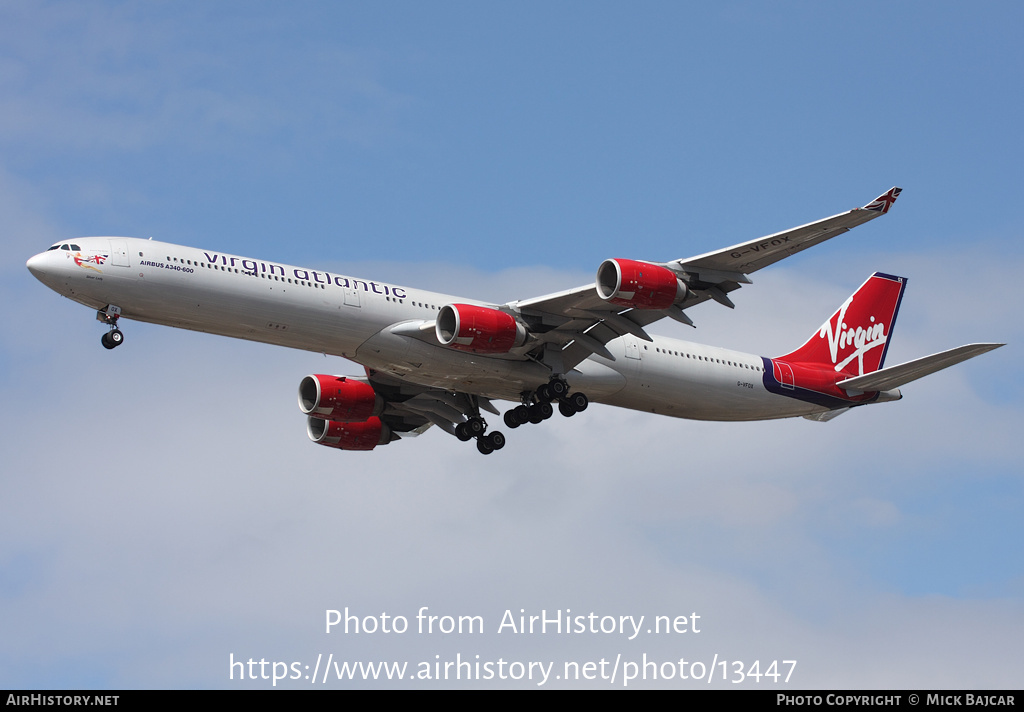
(435, 303, 527, 354)
(596, 258, 687, 309)
(298, 375, 384, 422)
(307, 416, 391, 451)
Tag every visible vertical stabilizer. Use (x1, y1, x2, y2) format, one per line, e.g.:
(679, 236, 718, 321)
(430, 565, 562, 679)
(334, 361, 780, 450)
(778, 272, 907, 376)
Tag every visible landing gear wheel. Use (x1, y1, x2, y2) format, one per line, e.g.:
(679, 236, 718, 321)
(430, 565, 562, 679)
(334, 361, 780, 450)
(503, 410, 520, 429)
(476, 438, 494, 455)
(536, 383, 553, 402)
(455, 422, 473, 441)
(549, 378, 569, 398)
(101, 329, 123, 350)
(466, 417, 486, 437)
(527, 401, 553, 424)
(569, 392, 589, 412)
(484, 431, 505, 450)
(559, 399, 577, 417)
(513, 405, 530, 424)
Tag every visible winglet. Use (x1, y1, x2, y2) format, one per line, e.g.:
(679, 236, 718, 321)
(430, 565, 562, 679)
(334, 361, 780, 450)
(862, 187, 902, 214)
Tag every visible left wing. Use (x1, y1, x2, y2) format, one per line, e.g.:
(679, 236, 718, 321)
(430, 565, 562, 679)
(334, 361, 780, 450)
(508, 187, 903, 372)
(671, 186, 902, 277)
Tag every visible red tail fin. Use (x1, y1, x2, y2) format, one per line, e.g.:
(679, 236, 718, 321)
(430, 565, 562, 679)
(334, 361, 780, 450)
(778, 272, 907, 376)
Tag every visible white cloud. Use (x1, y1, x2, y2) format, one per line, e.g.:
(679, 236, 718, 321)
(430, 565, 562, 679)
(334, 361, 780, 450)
(0, 5, 412, 156)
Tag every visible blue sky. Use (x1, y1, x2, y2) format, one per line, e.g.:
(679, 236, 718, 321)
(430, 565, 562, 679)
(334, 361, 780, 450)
(2, 1, 1021, 688)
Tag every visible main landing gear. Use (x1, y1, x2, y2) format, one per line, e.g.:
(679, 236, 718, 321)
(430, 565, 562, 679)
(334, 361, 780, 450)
(455, 415, 506, 455)
(97, 306, 124, 350)
(502, 376, 589, 430)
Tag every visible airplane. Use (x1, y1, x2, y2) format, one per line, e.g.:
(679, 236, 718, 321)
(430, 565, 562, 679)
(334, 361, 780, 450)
(26, 187, 1003, 455)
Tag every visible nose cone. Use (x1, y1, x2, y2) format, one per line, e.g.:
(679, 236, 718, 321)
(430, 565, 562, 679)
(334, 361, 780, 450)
(26, 251, 48, 279)
(26, 250, 64, 291)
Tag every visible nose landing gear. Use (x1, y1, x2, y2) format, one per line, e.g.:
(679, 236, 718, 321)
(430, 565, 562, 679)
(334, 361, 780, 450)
(97, 306, 125, 349)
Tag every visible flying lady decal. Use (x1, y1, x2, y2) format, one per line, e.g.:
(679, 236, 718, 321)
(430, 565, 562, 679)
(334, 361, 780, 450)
(72, 252, 108, 273)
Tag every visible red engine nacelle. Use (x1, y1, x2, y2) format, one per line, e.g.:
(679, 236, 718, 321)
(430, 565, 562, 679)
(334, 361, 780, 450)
(307, 416, 391, 451)
(596, 258, 686, 309)
(435, 303, 527, 354)
(298, 374, 384, 422)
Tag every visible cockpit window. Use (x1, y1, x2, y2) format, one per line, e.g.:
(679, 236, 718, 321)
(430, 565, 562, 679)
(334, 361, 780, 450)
(70, 244, 81, 251)
(61, 244, 70, 250)
(47, 245, 60, 251)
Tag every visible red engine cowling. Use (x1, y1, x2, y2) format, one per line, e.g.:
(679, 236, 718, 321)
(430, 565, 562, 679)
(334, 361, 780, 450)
(307, 416, 391, 451)
(596, 258, 686, 309)
(435, 303, 527, 354)
(298, 375, 383, 422)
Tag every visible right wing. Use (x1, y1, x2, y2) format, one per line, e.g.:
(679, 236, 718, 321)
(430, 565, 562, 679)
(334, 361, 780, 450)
(363, 369, 501, 438)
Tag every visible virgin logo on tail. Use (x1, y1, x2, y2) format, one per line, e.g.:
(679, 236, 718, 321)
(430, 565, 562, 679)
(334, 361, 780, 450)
(778, 273, 906, 377)
(819, 296, 888, 374)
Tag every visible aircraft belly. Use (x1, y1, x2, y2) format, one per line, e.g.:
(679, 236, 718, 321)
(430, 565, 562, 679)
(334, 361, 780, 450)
(606, 373, 773, 420)
(567, 358, 628, 399)
(601, 339, 822, 421)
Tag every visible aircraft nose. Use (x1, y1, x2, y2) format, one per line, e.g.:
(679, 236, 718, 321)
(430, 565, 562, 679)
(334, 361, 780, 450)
(26, 251, 63, 287)
(26, 251, 47, 277)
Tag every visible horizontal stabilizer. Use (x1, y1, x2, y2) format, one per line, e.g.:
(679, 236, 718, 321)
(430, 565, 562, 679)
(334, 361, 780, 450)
(837, 343, 1004, 393)
(803, 407, 851, 422)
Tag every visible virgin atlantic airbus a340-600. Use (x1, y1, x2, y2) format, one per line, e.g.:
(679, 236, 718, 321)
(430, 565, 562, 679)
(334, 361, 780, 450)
(27, 188, 1002, 454)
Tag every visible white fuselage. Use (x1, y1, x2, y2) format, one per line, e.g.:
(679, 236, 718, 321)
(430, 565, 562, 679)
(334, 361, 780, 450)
(27, 236, 831, 422)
